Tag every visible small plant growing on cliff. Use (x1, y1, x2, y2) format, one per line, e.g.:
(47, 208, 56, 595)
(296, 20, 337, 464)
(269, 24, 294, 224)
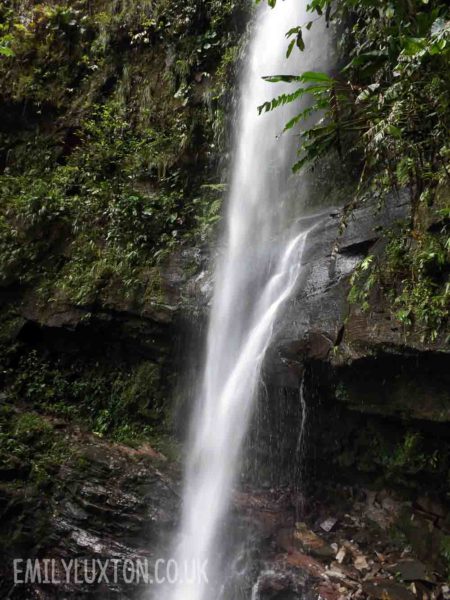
(348, 255, 375, 312)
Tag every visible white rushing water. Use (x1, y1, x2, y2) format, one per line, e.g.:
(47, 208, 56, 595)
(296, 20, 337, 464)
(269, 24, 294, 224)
(165, 2, 327, 599)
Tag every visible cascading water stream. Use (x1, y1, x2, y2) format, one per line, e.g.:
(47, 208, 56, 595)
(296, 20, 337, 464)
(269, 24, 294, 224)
(164, 2, 328, 599)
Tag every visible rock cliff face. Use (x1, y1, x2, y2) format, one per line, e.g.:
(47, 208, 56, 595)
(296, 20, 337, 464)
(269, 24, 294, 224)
(275, 189, 446, 366)
(0, 2, 227, 590)
(1, 186, 449, 598)
(0, 249, 205, 598)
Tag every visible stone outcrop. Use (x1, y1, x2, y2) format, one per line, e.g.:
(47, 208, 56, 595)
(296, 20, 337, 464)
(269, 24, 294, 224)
(275, 189, 447, 372)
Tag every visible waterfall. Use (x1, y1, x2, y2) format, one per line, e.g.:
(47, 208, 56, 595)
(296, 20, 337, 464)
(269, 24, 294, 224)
(165, 1, 328, 599)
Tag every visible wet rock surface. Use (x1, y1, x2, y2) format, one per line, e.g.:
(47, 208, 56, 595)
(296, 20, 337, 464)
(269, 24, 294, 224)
(0, 421, 180, 599)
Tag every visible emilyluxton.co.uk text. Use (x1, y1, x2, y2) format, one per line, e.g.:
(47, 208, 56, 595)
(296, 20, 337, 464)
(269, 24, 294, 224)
(13, 558, 209, 586)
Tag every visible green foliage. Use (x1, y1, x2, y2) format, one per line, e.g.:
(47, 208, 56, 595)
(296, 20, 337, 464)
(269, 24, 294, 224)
(0, 406, 68, 488)
(335, 416, 448, 492)
(348, 255, 376, 312)
(260, 0, 450, 192)
(2, 346, 174, 449)
(0, 4, 14, 57)
(441, 535, 450, 575)
(386, 432, 437, 476)
(386, 231, 449, 337)
(0, 0, 246, 463)
(0, 0, 246, 304)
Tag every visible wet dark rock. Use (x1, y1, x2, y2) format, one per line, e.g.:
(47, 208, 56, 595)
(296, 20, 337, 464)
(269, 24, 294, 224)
(247, 192, 450, 556)
(241, 485, 449, 600)
(415, 497, 447, 520)
(253, 570, 306, 600)
(362, 579, 417, 600)
(289, 553, 327, 579)
(395, 509, 447, 571)
(386, 560, 436, 584)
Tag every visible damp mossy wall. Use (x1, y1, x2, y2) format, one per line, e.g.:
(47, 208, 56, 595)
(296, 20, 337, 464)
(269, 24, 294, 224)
(0, 0, 248, 461)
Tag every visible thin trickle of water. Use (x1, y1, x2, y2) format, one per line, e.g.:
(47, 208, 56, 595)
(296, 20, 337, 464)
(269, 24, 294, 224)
(165, 2, 328, 599)
(294, 376, 308, 478)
